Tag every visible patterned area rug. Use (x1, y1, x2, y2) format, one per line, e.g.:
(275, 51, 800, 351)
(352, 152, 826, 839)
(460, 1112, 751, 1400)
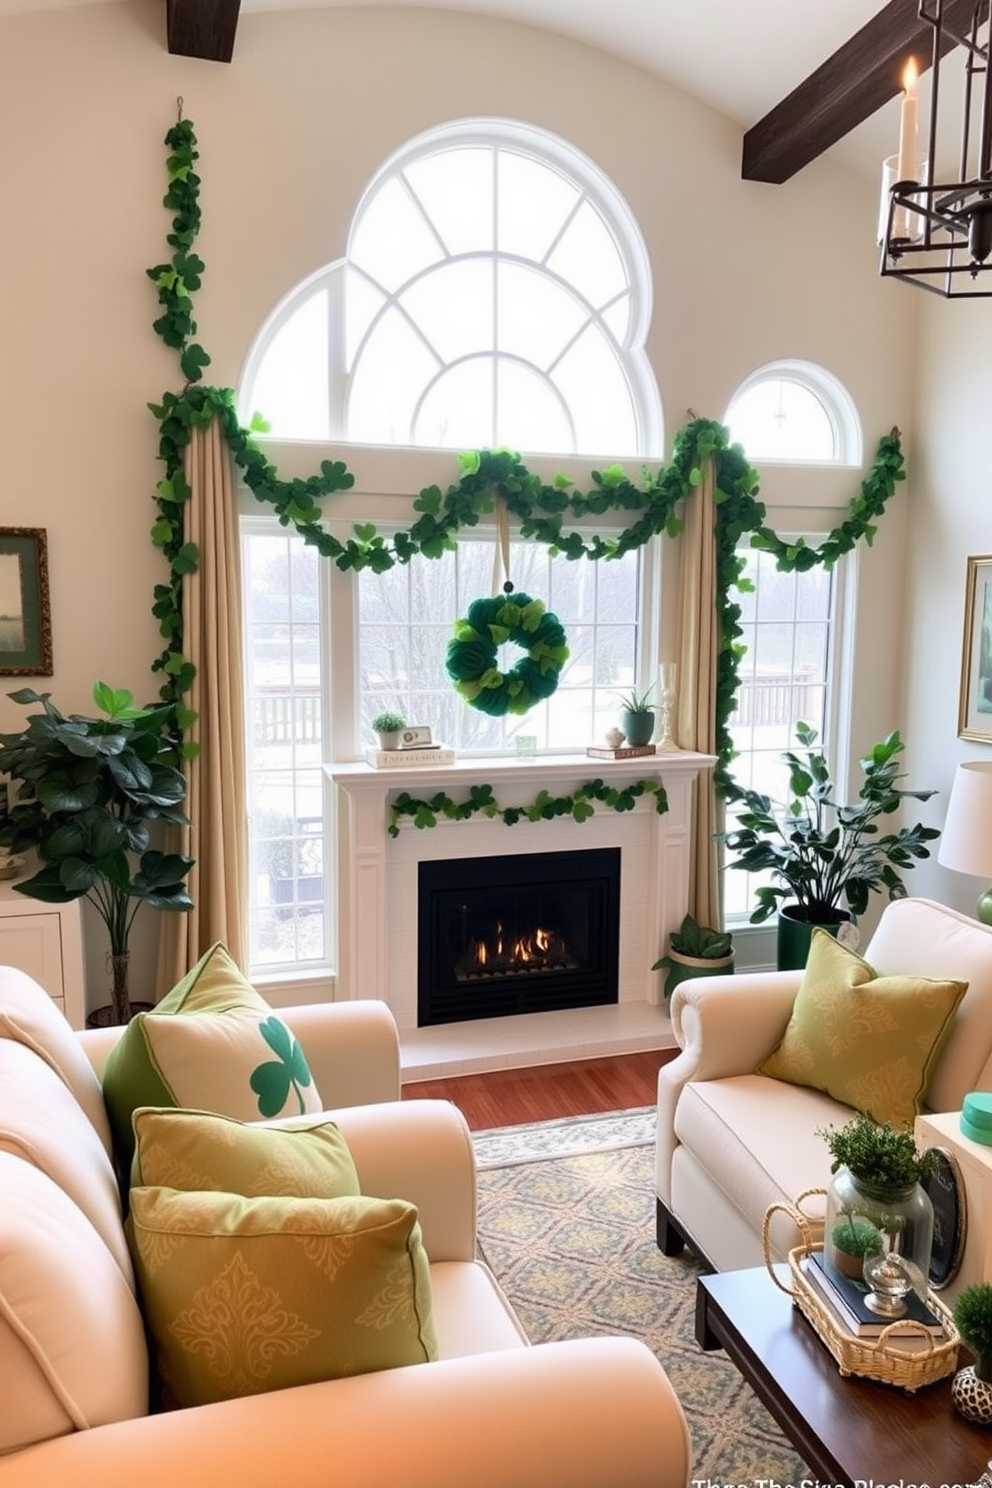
(474, 1115, 811, 1485)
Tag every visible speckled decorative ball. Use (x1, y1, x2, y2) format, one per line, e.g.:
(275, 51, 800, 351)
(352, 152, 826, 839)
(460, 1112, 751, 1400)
(952, 1365, 992, 1425)
(605, 727, 626, 749)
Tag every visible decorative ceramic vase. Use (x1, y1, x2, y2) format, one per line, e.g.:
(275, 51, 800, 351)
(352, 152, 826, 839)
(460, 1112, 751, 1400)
(824, 1167, 934, 1292)
(622, 709, 654, 747)
(952, 1362, 992, 1425)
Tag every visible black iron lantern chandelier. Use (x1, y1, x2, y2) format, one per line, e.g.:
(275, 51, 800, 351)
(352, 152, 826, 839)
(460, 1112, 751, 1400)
(880, 0, 992, 297)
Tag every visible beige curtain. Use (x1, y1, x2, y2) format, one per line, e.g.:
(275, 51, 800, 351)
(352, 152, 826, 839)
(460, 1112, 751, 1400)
(674, 454, 723, 928)
(156, 418, 248, 994)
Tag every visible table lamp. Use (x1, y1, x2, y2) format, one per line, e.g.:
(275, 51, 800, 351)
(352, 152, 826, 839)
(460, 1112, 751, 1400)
(938, 761, 992, 926)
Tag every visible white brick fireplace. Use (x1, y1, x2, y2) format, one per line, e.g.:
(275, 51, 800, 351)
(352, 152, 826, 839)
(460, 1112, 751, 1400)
(326, 751, 714, 1069)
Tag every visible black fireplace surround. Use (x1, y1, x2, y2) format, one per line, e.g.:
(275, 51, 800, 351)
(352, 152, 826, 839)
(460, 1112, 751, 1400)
(417, 847, 621, 1026)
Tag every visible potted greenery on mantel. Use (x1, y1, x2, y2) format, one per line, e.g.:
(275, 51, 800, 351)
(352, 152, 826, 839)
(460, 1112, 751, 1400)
(720, 723, 939, 970)
(0, 683, 194, 1025)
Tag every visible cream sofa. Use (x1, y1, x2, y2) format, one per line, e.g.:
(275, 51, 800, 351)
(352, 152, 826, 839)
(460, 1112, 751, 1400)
(656, 898, 992, 1273)
(0, 965, 691, 1488)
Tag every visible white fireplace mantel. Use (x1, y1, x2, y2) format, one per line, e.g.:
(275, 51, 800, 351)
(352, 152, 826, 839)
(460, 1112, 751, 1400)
(326, 751, 715, 1031)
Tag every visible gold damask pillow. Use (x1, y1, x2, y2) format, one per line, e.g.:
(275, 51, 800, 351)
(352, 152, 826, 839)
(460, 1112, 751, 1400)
(128, 1187, 438, 1408)
(756, 928, 966, 1128)
(130, 1107, 360, 1200)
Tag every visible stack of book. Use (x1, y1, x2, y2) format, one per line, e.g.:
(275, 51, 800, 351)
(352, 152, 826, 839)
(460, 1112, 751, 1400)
(585, 743, 657, 760)
(365, 745, 455, 769)
(802, 1250, 946, 1350)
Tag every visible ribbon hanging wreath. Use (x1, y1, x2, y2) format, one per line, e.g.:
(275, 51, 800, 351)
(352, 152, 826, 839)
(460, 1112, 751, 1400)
(446, 593, 570, 717)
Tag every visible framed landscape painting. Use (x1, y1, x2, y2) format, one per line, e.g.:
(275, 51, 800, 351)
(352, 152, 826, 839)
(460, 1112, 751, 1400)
(959, 555, 992, 742)
(0, 528, 53, 676)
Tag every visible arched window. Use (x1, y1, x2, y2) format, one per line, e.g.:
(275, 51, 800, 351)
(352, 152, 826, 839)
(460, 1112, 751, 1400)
(725, 360, 861, 466)
(240, 119, 661, 457)
(721, 361, 860, 925)
(240, 121, 663, 976)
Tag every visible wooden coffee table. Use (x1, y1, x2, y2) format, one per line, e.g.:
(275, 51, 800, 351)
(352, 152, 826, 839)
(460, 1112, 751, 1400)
(696, 1266, 992, 1488)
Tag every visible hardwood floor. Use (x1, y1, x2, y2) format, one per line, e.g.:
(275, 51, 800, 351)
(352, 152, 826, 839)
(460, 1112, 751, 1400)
(401, 1049, 674, 1130)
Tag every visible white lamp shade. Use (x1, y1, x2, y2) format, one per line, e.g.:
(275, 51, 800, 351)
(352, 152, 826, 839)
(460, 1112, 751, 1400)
(938, 761, 992, 877)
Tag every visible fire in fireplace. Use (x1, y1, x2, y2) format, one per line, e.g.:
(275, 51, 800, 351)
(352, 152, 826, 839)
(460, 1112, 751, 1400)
(418, 847, 620, 1025)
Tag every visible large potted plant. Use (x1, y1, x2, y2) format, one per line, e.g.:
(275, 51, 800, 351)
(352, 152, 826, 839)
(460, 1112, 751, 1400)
(720, 722, 939, 969)
(0, 682, 194, 1024)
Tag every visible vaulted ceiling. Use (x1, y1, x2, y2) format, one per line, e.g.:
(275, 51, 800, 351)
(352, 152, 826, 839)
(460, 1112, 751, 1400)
(2, 0, 964, 183)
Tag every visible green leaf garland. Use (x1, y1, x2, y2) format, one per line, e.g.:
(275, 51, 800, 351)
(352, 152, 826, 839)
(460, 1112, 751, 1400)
(386, 777, 670, 838)
(147, 115, 906, 799)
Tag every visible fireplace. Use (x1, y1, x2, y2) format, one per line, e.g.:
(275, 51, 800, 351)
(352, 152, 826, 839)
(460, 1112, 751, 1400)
(418, 847, 620, 1026)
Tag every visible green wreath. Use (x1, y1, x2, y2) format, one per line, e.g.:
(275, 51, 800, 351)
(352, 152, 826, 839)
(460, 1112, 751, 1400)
(446, 593, 569, 717)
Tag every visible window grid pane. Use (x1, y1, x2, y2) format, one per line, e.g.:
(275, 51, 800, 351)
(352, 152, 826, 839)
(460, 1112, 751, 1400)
(243, 532, 328, 972)
(724, 542, 834, 922)
(358, 540, 641, 754)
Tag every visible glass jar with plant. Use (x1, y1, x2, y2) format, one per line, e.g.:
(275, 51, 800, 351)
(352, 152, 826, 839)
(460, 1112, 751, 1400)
(371, 710, 407, 749)
(720, 722, 939, 969)
(951, 1283, 992, 1422)
(0, 683, 194, 1025)
(615, 685, 656, 748)
(819, 1113, 937, 1288)
(652, 913, 734, 998)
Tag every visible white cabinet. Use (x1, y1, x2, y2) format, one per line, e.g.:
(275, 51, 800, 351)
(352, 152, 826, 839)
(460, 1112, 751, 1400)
(0, 880, 86, 1029)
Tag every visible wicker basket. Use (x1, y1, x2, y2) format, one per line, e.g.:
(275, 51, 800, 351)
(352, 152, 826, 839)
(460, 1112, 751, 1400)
(762, 1189, 960, 1391)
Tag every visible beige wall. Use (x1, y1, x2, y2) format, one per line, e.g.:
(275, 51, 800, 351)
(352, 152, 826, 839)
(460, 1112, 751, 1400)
(0, 2, 921, 998)
(903, 295, 992, 915)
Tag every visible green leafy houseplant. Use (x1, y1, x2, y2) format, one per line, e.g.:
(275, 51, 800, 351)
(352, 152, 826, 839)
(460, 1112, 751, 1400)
(720, 721, 939, 930)
(954, 1284, 992, 1380)
(0, 683, 194, 1025)
(651, 913, 734, 998)
(371, 710, 407, 734)
(830, 1216, 884, 1262)
(819, 1114, 940, 1191)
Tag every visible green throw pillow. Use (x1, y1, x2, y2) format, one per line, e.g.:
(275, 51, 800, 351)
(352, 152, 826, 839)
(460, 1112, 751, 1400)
(128, 1187, 438, 1408)
(757, 928, 967, 1128)
(102, 943, 323, 1176)
(131, 1107, 360, 1199)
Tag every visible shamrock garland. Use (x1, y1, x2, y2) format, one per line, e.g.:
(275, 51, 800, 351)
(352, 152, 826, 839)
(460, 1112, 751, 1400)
(446, 593, 569, 716)
(387, 778, 669, 837)
(146, 114, 906, 799)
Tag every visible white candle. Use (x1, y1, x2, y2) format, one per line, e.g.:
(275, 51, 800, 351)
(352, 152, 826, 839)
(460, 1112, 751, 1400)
(897, 57, 919, 184)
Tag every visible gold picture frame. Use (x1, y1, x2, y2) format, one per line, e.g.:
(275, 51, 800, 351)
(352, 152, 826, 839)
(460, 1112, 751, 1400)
(0, 528, 53, 676)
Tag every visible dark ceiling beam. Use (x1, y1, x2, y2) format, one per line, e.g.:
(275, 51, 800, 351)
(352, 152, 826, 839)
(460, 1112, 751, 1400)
(742, 0, 981, 183)
(166, 0, 242, 63)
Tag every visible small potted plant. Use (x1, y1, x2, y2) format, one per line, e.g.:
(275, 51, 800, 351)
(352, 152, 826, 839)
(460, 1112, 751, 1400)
(371, 710, 407, 750)
(720, 722, 939, 969)
(828, 1215, 885, 1279)
(615, 685, 656, 748)
(819, 1114, 938, 1284)
(952, 1283, 992, 1422)
(652, 913, 734, 999)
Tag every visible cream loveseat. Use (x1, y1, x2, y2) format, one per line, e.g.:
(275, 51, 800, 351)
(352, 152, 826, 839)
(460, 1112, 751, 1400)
(656, 898, 992, 1273)
(0, 965, 691, 1488)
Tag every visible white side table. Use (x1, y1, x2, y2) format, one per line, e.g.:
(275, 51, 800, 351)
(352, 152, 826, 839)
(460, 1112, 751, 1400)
(915, 1109, 992, 1302)
(0, 879, 86, 1029)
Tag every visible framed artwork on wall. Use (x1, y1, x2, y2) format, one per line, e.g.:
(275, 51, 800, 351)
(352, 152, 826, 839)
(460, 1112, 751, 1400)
(959, 555, 992, 742)
(0, 528, 53, 676)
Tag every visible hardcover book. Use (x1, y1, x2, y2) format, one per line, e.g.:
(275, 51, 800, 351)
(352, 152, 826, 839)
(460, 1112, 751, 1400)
(585, 744, 658, 760)
(365, 746, 456, 769)
(804, 1250, 945, 1340)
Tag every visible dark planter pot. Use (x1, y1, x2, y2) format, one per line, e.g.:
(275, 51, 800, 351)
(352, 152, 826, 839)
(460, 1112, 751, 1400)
(622, 709, 655, 747)
(86, 1001, 154, 1030)
(660, 948, 735, 1000)
(776, 904, 852, 971)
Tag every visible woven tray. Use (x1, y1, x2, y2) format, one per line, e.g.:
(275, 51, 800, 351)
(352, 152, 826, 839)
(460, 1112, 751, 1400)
(762, 1189, 960, 1391)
